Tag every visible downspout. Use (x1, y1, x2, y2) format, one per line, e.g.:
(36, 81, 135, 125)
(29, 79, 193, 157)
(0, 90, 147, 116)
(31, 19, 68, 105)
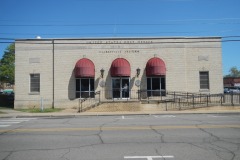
(52, 39, 55, 109)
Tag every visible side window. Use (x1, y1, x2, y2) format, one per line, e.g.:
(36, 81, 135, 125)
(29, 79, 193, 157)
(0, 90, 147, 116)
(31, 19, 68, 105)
(30, 74, 40, 93)
(76, 78, 95, 98)
(199, 71, 209, 89)
(147, 77, 166, 96)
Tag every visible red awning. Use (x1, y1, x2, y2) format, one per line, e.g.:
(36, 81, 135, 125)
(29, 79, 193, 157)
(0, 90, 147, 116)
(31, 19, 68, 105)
(75, 58, 95, 78)
(146, 57, 166, 76)
(111, 58, 131, 77)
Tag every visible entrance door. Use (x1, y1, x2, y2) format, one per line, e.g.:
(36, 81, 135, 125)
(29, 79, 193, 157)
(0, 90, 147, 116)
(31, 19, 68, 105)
(112, 78, 129, 99)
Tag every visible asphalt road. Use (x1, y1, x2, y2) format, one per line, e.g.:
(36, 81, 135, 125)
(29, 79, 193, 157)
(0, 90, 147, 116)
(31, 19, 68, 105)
(0, 114, 240, 160)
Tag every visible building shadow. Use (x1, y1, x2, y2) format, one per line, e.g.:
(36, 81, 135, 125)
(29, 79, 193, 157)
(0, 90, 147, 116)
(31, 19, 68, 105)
(140, 69, 148, 99)
(68, 70, 75, 100)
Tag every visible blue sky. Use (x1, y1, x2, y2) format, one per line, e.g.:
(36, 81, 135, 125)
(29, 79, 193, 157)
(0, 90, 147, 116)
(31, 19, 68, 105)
(0, 0, 240, 75)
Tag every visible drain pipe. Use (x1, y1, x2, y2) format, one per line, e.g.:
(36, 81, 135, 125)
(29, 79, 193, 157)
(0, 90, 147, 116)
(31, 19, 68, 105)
(52, 39, 55, 109)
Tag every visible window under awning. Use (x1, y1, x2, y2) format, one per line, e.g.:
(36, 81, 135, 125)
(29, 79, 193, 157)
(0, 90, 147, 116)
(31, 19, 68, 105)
(146, 57, 166, 76)
(111, 58, 131, 77)
(74, 58, 95, 78)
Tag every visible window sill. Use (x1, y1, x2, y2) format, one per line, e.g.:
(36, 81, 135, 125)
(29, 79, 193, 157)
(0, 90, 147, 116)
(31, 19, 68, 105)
(29, 92, 40, 95)
(199, 89, 210, 92)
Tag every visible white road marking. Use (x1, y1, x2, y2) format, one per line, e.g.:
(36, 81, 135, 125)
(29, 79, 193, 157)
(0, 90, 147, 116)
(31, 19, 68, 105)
(208, 115, 226, 118)
(0, 120, 31, 122)
(0, 125, 11, 127)
(124, 155, 174, 159)
(0, 118, 36, 128)
(115, 116, 134, 120)
(11, 118, 37, 120)
(154, 115, 176, 118)
(0, 122, 21, 124)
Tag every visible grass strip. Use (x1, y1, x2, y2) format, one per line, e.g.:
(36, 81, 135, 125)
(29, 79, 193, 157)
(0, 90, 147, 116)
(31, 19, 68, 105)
(16, 108, 63, 113)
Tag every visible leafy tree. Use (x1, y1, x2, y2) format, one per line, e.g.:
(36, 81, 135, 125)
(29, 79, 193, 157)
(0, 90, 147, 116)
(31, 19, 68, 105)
(225, 66, 240, 77)
(0, 43, 15, 84)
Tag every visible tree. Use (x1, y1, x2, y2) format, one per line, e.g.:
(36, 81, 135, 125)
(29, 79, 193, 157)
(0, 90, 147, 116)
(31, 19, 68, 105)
(225, 66, 240, 77)
(0, 43, 15, 84)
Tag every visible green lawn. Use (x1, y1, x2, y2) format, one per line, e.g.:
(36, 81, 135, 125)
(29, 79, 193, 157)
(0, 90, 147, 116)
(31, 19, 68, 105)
(16, 108, 63, 113)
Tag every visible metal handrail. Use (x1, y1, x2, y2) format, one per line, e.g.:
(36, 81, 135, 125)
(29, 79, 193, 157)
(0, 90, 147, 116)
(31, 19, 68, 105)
(78, 91, 101, 113)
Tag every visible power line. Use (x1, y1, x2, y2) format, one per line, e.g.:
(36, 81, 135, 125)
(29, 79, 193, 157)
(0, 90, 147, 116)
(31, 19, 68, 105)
(1, 22, 240, 27)
(0, 42, 13, 44)
(4, 30, 213, 34)
(221, 36, 240, 38)
(0, 38, 14, 40)
(1, 28, 239, 37)
(0, 31, 207, 36)
(0, 18, 240, 27)
(222, 39, 240, 42)
(1, 17, 240, 23)
(0, 17, 240, 26)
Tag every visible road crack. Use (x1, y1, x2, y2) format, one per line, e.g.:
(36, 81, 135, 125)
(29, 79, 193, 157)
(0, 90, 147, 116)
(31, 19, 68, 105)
(60, 148, 71, 160)
(95, 119, 120, 144)
(150, 125, 165, 143)
(2, 151, 13, 160)
(196, 125, 238, 160)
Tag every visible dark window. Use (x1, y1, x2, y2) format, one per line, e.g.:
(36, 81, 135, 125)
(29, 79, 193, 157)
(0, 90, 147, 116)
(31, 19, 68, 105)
(30, 74, 40, 92)
(147, 77, 166, 96)
(76, 79, 80, 91)
(76, 78, 94, 98)
(161, 78, 166, 90)
(200, 72, 209, 89)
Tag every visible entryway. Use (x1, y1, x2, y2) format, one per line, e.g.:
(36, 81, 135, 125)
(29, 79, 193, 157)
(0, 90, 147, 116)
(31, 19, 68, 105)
(112, 78, 130, 99)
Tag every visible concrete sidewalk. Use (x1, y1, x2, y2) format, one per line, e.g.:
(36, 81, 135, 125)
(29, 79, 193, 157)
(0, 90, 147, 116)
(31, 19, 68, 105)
(1, 106, 240, 118)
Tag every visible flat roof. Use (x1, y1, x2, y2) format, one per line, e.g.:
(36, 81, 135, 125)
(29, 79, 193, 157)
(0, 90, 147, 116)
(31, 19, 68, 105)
(16, 36, 222, 41)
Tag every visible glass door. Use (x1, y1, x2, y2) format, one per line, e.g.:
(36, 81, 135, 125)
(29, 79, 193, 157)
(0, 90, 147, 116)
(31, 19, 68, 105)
(112, 78, 129, 99)
(121, 78, 129, 98)
(112, 78, 121, 98)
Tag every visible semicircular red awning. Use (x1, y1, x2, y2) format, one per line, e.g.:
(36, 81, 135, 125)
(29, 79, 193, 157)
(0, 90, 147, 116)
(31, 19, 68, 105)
(75, 58, 95, 78)
(146, 57, 166, 76)
(111, 58, 131, 77)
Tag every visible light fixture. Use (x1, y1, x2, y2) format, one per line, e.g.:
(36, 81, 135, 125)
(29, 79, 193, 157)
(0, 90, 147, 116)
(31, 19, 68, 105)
(136, 68, 141, 77)
(100, 68, 105, 78)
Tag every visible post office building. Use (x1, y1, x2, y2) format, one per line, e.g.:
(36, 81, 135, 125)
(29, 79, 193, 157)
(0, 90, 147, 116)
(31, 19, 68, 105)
(14, 37, 223, 109)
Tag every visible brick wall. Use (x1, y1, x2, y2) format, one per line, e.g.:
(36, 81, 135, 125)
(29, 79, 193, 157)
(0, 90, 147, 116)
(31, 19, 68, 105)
(14, 37, 223, 108)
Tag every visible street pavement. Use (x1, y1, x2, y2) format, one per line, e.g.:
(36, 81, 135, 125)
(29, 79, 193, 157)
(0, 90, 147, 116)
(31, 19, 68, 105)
(0, 114, 239, 160)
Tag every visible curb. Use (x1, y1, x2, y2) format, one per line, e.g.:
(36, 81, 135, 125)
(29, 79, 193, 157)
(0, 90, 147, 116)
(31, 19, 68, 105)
(1, 111, 240, 118)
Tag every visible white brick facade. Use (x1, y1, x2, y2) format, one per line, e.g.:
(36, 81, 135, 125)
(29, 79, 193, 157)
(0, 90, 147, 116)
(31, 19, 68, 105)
(15, 37, 223, 109)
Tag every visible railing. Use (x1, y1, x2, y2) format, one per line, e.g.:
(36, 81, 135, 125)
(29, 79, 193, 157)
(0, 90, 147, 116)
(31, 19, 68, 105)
(162, 94, 222, 111)
(161, 92, 240, 111)
(78, 91, 101, 112)
(223, 93, 240, 106)
(78, 89, 167, 102)
(98, 89, 141, 101)
(139, 90, 166, 101)
(138, 90, 204, 103)
(13, 90, 240, 112)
